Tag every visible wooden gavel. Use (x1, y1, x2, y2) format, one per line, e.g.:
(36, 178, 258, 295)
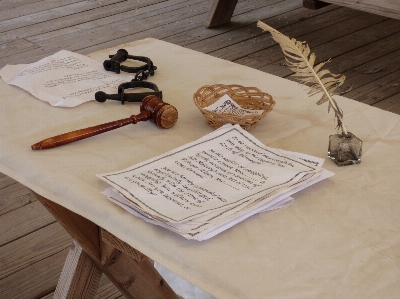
(31, 96, 178, 150)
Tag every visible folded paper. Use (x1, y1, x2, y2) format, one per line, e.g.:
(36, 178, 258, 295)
(0, 50, 133, 107)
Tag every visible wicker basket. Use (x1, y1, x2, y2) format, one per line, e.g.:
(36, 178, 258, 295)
(193, 84, 275, 130)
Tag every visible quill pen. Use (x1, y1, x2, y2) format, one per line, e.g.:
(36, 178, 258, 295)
(257, 21, 348, 134)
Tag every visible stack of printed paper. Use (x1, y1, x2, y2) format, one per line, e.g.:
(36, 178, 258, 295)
(97, 124, 333, 241)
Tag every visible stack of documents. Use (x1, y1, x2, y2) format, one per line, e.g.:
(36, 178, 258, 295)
(97, 124, 333, 241)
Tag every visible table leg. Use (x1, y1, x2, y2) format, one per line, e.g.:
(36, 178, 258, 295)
(32, 191, 182, 299)
(204, 0, 238, 28)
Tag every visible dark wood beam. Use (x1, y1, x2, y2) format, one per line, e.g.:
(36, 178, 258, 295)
(303, 0, 331, 10)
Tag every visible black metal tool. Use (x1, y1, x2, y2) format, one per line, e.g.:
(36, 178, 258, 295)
(95, 72, 162, 105)
(103, 49, 157, 76)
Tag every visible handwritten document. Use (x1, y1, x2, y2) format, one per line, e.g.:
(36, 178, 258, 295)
(204, 94, 264, 115)
(98, 124, 334, 240)
(0, 50, 133, 107)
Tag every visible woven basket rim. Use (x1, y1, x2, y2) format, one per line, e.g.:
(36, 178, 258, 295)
(193, 84, 275, 115)
(193, 84, 275, 130)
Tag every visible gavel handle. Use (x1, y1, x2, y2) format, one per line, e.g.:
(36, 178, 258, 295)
(31, 111, 151, 150)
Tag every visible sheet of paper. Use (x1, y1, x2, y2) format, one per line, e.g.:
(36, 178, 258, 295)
(97, 124, 333, 240)
(0, 50, 133, 107)
(204, 94, 264, 115)
(98, 124, 322, 223)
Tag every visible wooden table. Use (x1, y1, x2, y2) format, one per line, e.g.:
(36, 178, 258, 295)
(1, 38, 400, 299)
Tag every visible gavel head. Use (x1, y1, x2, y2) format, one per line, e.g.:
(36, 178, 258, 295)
(140, 95, 178, 129)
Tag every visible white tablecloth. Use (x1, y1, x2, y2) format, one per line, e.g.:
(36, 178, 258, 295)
(1, 38, 399, 298)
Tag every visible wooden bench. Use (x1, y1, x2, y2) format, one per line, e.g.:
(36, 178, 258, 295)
(205, 0, 400, 28)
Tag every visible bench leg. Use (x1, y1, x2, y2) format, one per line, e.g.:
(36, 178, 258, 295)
(204, 0, 238, 28)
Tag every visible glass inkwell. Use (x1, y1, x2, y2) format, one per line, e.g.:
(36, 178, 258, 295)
(328, 132, 362, 166)
(327, 111, 362, 166)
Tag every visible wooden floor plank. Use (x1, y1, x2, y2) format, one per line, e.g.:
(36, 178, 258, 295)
(183, 0, 307, 52)
(202, 7, 347, 60)
(82, 0, 294, 53)
(324, 31, 400, 75)
(0, 200, 55, 246)
(0, 0, 44, 11)
(245, 17, 399, 77)
(27, 0, 213, 58)
(24, 0, 194, 44)
(0, 0, 203, 65)
(0, 248, 68, 299)
(163, 33, 201, 46)
(173, 0, 289, 45)
(234, 7, 369, 69)
(0, 181, 37, 216)
(345, 68, 400, 105)
(213, 8, 386, 62)
(373, 92, 400, 114)
(0, 175, 17, 190)
(300, 18, 400, 66)
(339, 48, 400, 100)
(249, 27, 400, 83)
(0, 0, 165, 42)
(0, 0, 84, 22)
(29, 0, 210, 51)
(0, 222, 71, 279)
(0, 38, 40, 61)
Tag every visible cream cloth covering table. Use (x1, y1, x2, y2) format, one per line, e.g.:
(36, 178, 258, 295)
(1, 38, 399, 298)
